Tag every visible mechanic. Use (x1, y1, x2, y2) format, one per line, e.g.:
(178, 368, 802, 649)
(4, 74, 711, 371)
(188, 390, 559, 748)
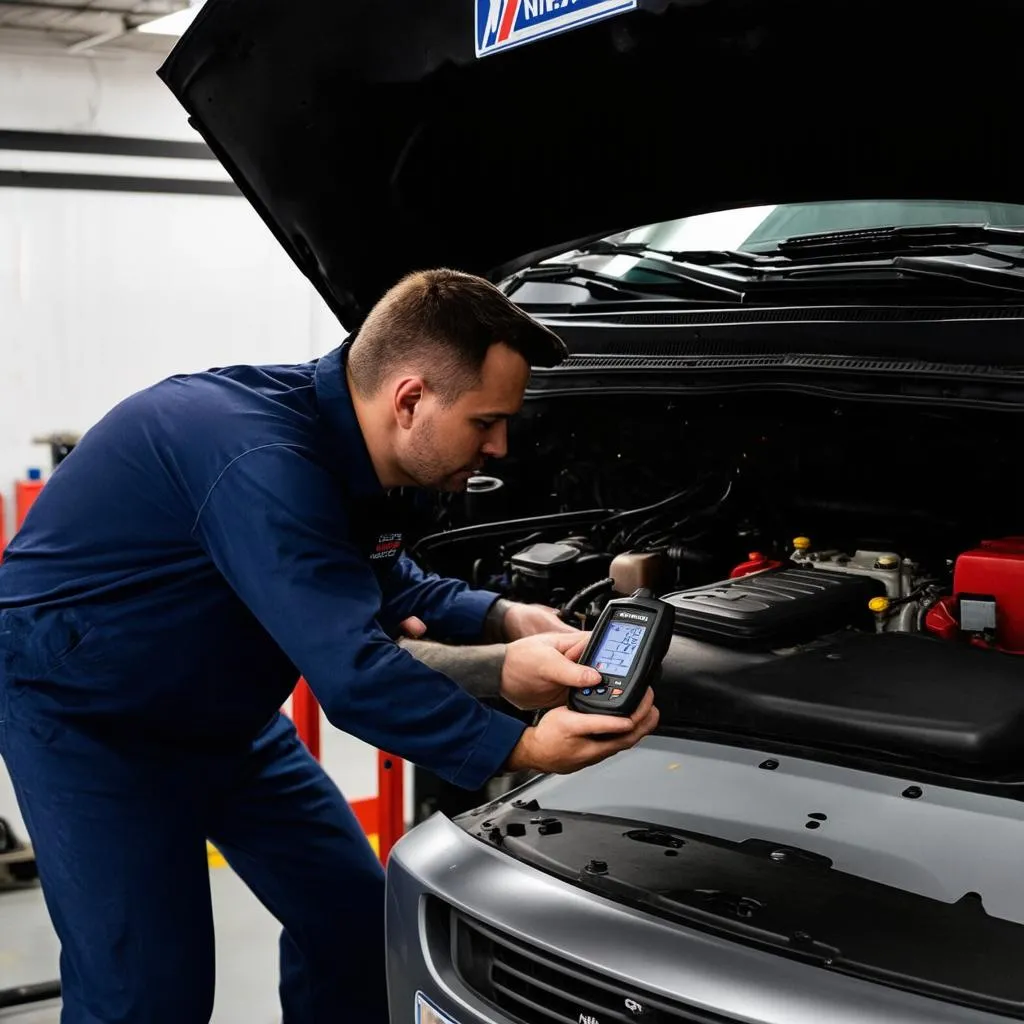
(0, 268, 659, 1024)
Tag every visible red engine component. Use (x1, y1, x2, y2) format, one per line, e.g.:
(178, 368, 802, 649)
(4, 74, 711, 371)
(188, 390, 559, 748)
(927, 538, 1024, 654)
(924, 596, 959, 641)
(729, 552, 784, 579)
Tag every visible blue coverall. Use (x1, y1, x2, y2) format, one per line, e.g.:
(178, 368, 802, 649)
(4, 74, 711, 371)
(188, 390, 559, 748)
(0, 343, 527, 1023)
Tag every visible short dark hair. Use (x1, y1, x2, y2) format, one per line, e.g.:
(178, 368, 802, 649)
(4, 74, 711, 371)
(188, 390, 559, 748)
(347, 268, 567, 403)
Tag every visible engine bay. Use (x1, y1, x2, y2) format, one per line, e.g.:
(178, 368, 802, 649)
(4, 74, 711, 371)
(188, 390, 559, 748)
(412, 390, 1024, 782)
(405, 387, 1024, 1018)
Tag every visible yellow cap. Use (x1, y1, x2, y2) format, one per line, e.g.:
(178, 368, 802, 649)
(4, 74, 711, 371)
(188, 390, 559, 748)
(869, 597, 891, 613)
(793, 536, 812, 551)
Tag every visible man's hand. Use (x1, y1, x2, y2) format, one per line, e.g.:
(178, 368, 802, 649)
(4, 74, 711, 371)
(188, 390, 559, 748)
(504, 688, 660, 775)
(499, 632, 600, 710)
(502, 602, 578, 640)
(399, 616, 428, 639)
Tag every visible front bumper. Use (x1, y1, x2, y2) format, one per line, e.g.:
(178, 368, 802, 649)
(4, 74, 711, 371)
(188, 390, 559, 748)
(385, 812, 1004, 1024)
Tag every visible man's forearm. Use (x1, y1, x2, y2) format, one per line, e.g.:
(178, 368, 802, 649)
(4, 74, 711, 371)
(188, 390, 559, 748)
(482, 597, 512, 643)
(398, 637, 507, 700)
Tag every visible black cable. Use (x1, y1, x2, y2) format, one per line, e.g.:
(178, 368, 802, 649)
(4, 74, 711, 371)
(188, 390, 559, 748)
(627, 479, 735, 550)
(888, 578, 942, 608)
(561, 577, 615, 623)
(601, 477, 715, 531)
(610, 483, 716, 548)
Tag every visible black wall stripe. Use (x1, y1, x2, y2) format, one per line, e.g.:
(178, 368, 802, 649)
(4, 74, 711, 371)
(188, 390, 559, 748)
(0, 170, 240, 197)
(0, 129, 215, 161)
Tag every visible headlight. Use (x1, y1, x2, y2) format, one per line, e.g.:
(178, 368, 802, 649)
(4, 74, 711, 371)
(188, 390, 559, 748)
(416, 991, 459, 1024)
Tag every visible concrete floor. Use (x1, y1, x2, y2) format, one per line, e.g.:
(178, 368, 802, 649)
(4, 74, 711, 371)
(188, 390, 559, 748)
(0, 867, 284, 1022)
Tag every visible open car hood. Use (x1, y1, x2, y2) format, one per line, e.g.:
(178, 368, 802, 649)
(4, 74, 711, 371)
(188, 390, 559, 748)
(159, 0, 1023, 330)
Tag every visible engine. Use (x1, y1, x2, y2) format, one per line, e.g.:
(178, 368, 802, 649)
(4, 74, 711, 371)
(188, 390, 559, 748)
(499, 528, 1024, 656)
(414, 391, 1024, 660)
(407, 390, 1024, 822)
(494, 528, 1024, 777)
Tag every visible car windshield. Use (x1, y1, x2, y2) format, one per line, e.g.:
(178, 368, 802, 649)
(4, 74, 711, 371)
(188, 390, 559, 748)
(506, 199, 1024, 304)
(604, 199, 1024, 254)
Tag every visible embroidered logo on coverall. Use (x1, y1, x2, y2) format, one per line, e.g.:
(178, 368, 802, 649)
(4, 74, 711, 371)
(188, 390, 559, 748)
(370, 533, 403, 561)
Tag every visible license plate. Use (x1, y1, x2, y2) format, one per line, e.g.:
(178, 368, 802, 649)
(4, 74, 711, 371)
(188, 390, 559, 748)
(416, 992, 459, 1024)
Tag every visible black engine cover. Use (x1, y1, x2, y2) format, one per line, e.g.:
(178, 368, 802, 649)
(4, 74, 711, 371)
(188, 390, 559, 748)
(663, 566, 885, 650)
(674, 631, 1024, 772)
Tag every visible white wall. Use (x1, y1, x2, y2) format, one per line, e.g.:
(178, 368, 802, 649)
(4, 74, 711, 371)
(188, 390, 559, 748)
(0, 188, 341, 509)
(0, 46, 391, 836)
(0, 42, 198, 140)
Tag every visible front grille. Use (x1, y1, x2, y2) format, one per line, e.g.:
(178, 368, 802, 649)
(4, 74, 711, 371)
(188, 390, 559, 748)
(450, 908, 732, 1024)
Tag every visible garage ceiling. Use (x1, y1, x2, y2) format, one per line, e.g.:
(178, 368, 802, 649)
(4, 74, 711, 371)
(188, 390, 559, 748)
(0, 0, 188, 53)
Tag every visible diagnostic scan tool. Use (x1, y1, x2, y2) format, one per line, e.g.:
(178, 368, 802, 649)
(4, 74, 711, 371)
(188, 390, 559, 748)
(569, 589, 674, 717)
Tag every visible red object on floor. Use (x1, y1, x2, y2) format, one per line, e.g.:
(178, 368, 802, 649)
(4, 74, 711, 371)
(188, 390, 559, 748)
(953, 538, 1024, 652)
(291, 677, 321, 760)
(15, 475, 45, 531)
(376, 750, 405, 864)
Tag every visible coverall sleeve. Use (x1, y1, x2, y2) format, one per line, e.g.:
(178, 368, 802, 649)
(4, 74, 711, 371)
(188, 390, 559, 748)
(190, 444, 526, 789)
(379, 552, 502, 643)
(399, 638, 506, 700)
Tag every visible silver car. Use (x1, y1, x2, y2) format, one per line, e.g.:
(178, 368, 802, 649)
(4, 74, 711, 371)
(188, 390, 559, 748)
(159, 1, 1024, 1022)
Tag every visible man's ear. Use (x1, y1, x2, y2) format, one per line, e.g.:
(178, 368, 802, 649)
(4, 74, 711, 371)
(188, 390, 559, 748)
(393, 376, 425, 429)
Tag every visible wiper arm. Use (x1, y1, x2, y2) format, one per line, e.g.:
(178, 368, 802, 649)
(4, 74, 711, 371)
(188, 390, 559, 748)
(579, 227, 1024, 267)
(515, 233, 1024, 303)
(584, 235, 1024, 293)
(775, 255, 1024, 295)
(777, 222, 1024, 262)
(504, 263, 667, 301)
(511, 254, 748, 302)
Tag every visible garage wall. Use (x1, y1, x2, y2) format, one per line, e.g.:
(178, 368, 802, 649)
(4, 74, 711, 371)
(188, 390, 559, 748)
(0, 47, 388, 835)
(0, 46, 348, 542)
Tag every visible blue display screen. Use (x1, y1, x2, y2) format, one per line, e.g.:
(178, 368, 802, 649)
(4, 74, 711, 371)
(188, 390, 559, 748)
(589, 620, 647, 677)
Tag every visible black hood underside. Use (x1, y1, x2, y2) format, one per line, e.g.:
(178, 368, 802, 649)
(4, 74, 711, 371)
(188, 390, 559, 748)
(159, 0, 1024, 330)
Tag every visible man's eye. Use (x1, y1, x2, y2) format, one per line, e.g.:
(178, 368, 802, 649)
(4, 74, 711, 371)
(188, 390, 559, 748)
(475, 419, 496, 430)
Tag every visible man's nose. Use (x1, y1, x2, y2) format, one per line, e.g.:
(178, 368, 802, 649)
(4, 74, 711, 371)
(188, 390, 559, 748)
(481, 422, 508, 459)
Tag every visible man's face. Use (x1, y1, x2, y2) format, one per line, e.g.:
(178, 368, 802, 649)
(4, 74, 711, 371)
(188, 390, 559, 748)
(396, 342, 530, 491)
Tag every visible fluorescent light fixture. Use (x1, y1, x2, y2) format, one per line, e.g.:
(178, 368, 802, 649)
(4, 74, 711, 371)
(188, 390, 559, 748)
(137, 0, 205, 36)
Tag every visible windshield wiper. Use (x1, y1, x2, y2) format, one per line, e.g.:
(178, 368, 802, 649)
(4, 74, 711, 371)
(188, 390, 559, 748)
(765, 256, 1024, 295)
(583, 229, 1024, 268)
(776, 222, 1024, 263)
(504, 263, 664, 301)
(509, 257, 747, 302)
(515, 231, 1024, 303)
(574, 234, 1024, 295)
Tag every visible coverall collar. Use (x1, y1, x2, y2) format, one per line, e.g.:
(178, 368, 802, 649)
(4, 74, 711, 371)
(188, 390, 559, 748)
(314, 342, 385, 498)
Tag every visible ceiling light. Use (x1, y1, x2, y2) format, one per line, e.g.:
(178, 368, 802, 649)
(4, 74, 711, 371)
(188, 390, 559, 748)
(137, 0, 205, 36)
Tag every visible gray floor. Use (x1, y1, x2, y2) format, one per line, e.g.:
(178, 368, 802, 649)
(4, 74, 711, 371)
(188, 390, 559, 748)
(0, 868, 284, 1023)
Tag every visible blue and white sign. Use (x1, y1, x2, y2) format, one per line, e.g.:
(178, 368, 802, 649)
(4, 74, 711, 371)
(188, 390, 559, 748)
(476, 0, 638, 58)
